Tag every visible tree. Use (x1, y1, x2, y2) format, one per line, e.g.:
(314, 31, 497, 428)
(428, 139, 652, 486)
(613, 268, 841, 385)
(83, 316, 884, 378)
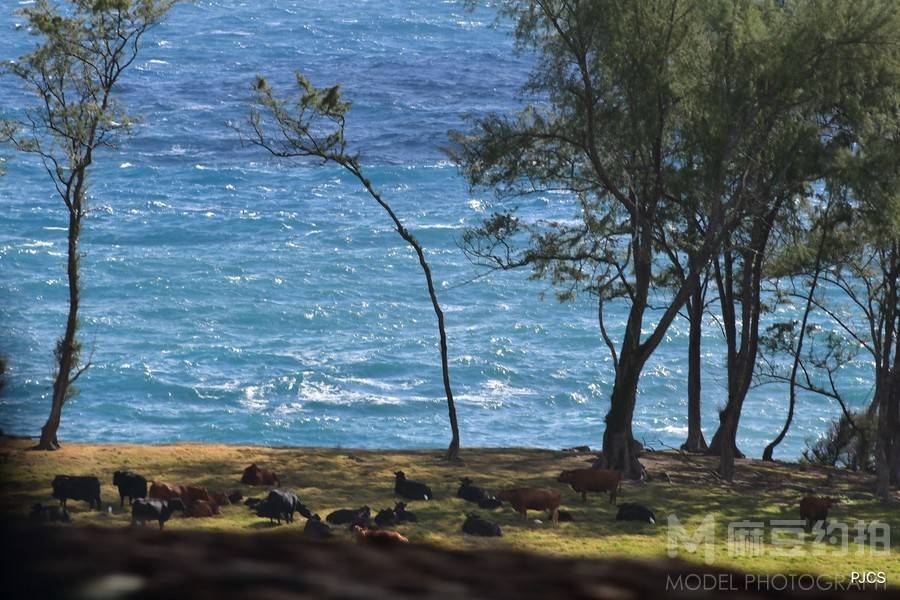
(453, 0, 893, 478)
(758, 193, 847, 461)
(238, 74, 462, 460)
(1, 0, 178, 450)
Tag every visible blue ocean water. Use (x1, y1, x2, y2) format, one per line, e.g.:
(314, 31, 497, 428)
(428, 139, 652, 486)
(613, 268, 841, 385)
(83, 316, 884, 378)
(0, 1, 873, 456)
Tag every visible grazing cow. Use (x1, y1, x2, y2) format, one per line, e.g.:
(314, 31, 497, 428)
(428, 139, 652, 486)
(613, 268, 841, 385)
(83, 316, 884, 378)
(112, 471, 147, 507)
(257, 489, 310, 524)
(256, 499, 284, 524)
(478, 496, 503, 509)
(800, 496, 839, 530)
(394, 502, 417, 523)
(303, 514, 334, 540)
(227, 491, 243, 504)
(457, 477, 491, 503)
(557, 468, 621, 504)
(326, 506, 371, 526)
(131, 498, 185, 530)
(210, 491, 231, 507)
(241, 463, 280, 487)
(496, 488, 561, 523)
(462, 513, 502, 537)
(51, 475, 102, 509)
(374, 507, 398, 528)
(244, 497, 262, 510)
(557, 510, 574, 522)
(185, 500, 220, 518)
(183, 485, 211, 506)
(394, 471, 432, 501)
(615, 503, 656, 524)
(29, 503, 70, 524)
(351, 525, 409, 545)
(149, 482, 186, 501)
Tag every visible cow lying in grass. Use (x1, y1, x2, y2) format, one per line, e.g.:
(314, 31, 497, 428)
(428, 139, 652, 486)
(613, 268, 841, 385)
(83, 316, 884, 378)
(29, 503, 70, 524)
(394, 471, 432, 501)
(149, 481, 186, 501)
(241, 463, 280, 487)
(304, 514, 334, 540)
(462, 513, 502, 537)
(351, 525, 409, 545)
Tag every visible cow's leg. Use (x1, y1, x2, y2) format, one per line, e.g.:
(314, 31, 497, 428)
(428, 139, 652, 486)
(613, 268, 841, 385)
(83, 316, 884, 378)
(159, 520, 165, 530)
(550, 508, 559, 524)
(581, 491, 587, 503)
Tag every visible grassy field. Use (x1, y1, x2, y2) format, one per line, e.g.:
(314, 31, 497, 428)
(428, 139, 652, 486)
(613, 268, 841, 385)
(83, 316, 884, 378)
(0, 437, 896, 582)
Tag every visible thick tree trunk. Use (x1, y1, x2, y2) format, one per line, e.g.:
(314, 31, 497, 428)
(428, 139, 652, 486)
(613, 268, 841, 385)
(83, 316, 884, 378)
(35, 209, 81, 451)
(601, 352, 645, 479)
(682, 284, 707, 452)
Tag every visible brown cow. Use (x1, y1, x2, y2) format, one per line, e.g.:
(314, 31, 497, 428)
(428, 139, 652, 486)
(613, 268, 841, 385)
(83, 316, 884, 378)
(799, 496, 839, 530)
(210, 491, 231, 506)
(557, 468, 621, 504)
(148, 482, 186, 501)
(185, 499, 220, 518)
(183, 485, 211, 506)
(240, 463, 280, 487)
(351, 525, 409, 545)
(496, 488, 561, 523)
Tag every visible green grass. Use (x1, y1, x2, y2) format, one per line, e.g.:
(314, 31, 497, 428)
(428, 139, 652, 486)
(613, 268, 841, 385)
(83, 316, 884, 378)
(0, 438, 896, 582)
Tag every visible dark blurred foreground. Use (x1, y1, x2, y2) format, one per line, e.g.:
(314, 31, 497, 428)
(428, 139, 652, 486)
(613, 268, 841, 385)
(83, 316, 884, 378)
(0, 523, 890, 599)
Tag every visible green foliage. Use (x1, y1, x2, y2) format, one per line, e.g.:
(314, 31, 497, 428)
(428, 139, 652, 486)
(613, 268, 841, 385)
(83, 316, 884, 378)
(2, 0, 179, 202)
(803, 411, 878, 473)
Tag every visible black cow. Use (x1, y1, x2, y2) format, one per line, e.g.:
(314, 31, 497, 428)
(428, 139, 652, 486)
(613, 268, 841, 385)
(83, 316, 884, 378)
(131, 498, 185, 530)
(462, 513, 502, 537)
(478, 496, 503, 509)
(457, 477, 490, 503)
(29, 503, 70, 524)
(394, 471, 432, 501)
(52, 475, 101, 509)
(326, 506, 370, 525)
(303, 514, 334, 540)
(615, 503, 656, 524)
(394, 502, 417, 523)
(112, 471, 148, 507)
(257, 489, 311, 524)
(374, 507, 397, 527)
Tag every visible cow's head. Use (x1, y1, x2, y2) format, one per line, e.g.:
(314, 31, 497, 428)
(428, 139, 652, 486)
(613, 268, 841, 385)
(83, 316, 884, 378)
(557, 470, 574, 483)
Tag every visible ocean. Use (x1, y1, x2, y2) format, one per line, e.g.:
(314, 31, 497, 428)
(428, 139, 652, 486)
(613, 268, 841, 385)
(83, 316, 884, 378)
(0, 0, 873, 456)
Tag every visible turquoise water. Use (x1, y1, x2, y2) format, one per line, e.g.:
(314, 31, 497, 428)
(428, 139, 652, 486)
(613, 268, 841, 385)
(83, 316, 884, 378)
(0, 1, 872, 455)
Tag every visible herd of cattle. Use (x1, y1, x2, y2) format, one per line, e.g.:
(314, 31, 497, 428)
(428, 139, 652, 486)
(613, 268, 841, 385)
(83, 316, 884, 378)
(27, 462, 841, 543)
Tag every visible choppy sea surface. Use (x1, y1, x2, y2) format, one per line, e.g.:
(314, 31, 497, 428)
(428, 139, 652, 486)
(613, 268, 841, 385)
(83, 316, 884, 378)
(0, 1, 873, 456)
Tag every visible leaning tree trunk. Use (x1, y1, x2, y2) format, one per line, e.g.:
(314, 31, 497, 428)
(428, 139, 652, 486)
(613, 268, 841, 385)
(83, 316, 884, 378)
(410, 242, 461, 461)
(682, 283, 708, 452)
(353, 170, 461, 461)
(35, 208, 81, 450)
(763, 242, 826, 461)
